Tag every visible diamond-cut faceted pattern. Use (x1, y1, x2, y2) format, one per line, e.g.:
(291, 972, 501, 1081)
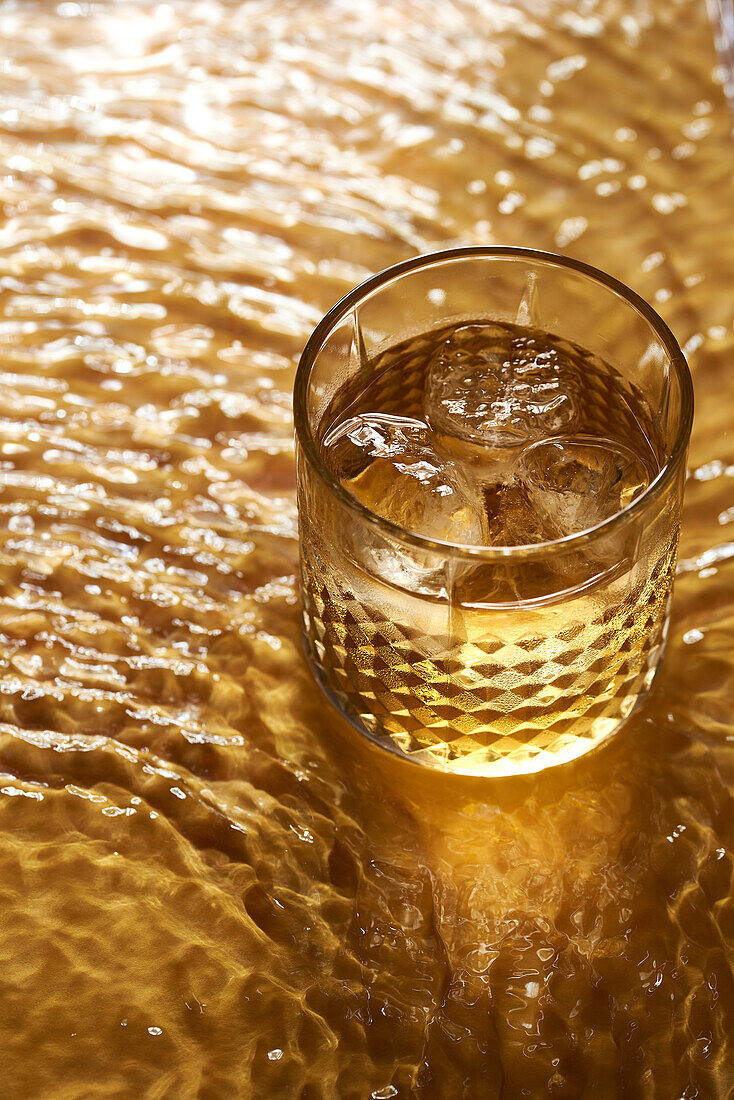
(302, 541, 676, 777)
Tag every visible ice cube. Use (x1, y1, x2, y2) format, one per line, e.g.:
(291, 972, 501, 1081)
(518, 435, 653, 540)
(323, 413, 486, 544)
(426, 322, 579, 453)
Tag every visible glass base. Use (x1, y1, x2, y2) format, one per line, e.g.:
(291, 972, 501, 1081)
(303, 631, 663, 778)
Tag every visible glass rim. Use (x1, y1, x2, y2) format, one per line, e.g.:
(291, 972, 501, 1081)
(293, 245, 694, 561)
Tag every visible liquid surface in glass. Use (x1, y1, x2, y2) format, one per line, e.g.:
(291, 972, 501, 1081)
(324, 319, 658, 547)
(304, 320, 672, 775)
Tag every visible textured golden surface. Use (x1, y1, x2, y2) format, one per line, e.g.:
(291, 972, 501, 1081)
(0, 0, 733, 1096)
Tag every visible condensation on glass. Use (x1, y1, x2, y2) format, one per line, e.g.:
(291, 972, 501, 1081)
(294, 248, 694, 777)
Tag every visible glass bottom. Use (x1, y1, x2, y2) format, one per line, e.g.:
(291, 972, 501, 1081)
(302, 617, 668, 779)
(300, 536, 676, 777)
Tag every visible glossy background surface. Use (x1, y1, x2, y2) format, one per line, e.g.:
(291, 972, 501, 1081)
(0, 1, 733, 1095)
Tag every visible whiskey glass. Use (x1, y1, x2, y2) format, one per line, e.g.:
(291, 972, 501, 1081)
(294, 247, 694, 777)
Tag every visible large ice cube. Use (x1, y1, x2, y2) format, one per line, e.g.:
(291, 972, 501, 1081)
(518, 435, 653, 541)
(323, 412, 486, 544)
(426, 322, 579, 453)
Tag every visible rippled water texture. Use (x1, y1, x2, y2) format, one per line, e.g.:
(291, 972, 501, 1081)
(1, 1, 733, 1096)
